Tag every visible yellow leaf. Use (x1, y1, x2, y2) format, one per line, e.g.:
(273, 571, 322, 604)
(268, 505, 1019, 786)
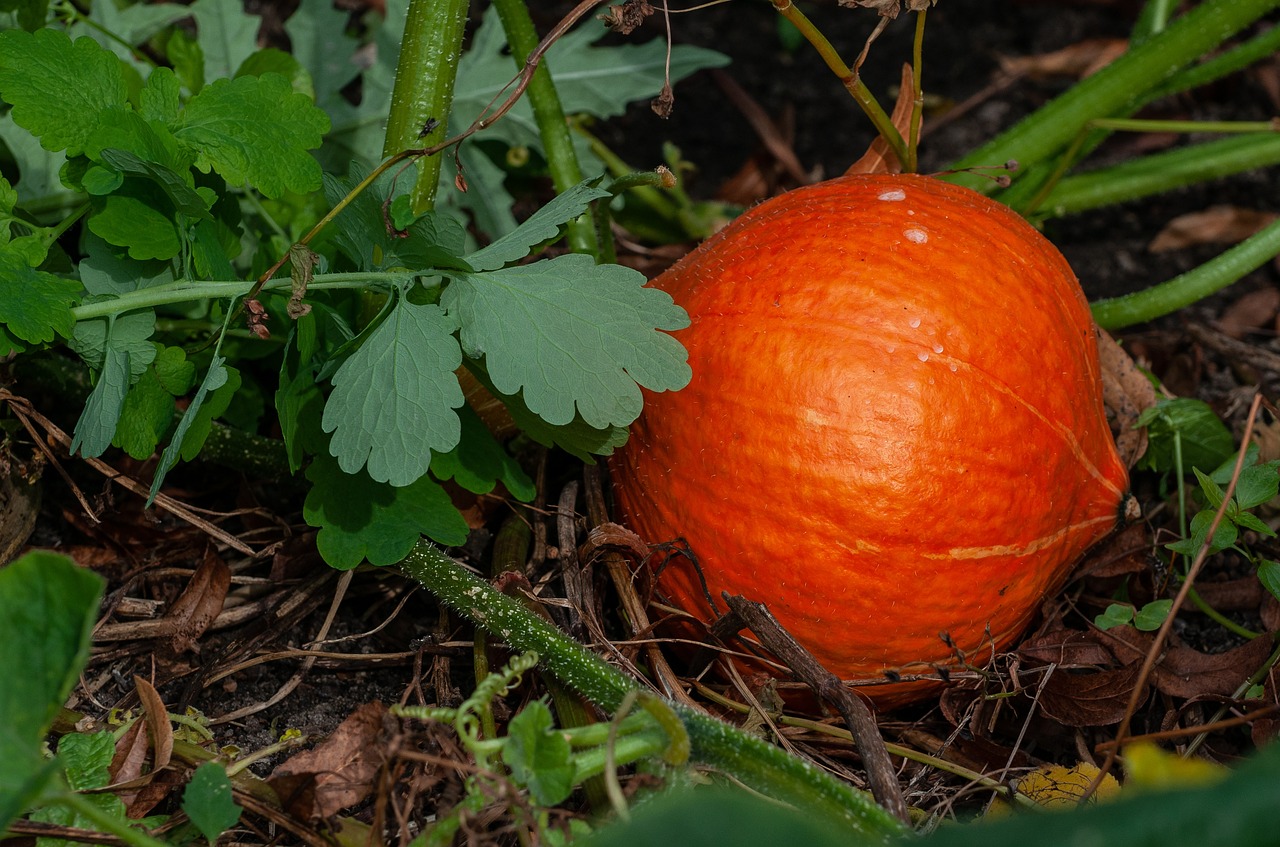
(1122, 741, 1227, 789)
(1014, 762, 1121, 810)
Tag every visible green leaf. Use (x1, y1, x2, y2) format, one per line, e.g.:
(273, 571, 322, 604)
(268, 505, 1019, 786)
(236, 47, 313, 98)
(430, 403, 535, 500)
(178, 365, 243, 462)
(1137, 397, 1234, 473)
(70, 308, 157, 375)
(303, 450, 469, 569)
(140, 67, 182, 124)
(463, 360, 629, 461)
(1233, 510, 1275, 538)
(0, 551, 104, 830)
(189, 0, 262, 83)
(1192, 467, 1226, 510)
(0, 248, 79, 344)
(503, 699, 575, 806)
(276, 316, 325, 473)
(183, 762, 243, 843)
(149, 356, 230, 502)
(1167, 509, 1238, 557)
(176, 73, 330, 199)
(113, 365, 177, 460)
(71, 344, 134, 458)
(80, 233, 175, 296)
(0, 29, 128, 155)
(87, 185, 183, 261)
(465, 179, 611, 272)
(284, 0, 362, 107)
(0, 0, 48, 32)
(1216, 458, 1280, 510)
(322, 297, 463, 487)
(445, 255, 690, 428)
(0, 112, 67, 203)
(32, 731, 128, 836)
(166, 27, 205, 94)
(1258, 560, 1280, 602)
(1133, 599, 1173, 631)
(323, 169, 470, 271)
(96, 148, 210, 220)
(1094, 603, 1134, 631)
(452, 7, 728, 149)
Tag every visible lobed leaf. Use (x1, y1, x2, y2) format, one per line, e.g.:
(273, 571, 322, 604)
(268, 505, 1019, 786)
(322, 297, 464, 487)
(189, 0, 262, 83)
(430, 404, 535, 500)
(0, 248, 80, 345)
(0, 29, 128, 155)
(176, 73, 330, 199)
(465, 179, 612, 272)
(444, 255, 690, 428)
(303, 451, 469, 569)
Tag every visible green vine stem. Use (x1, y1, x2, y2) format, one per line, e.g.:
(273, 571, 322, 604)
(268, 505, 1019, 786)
(1033, 133, 1280, 220)
(1091, 216, 1280, 330)
(382, 0, 471, 213)
(491, 0, 602, 256)
(767, 0, 907, 168)
(397, 540, 907, 838)
(944, 0, 1280, 194)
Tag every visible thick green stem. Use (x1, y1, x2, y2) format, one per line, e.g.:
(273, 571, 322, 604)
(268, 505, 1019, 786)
(944, 0, 1280, 193)
(1091, 216, 1280, 330)
(1035, 133, 1280, 220)
(397, 541, 907, 838)
(490, 0, 602, 256)
(382, 0, 471, 213)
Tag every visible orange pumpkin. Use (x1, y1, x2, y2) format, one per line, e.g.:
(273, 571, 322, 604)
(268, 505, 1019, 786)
(609, 173, 1128, 705)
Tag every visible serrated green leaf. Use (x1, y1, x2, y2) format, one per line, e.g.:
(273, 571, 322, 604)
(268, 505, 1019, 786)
(114, 366, 177, 459)
(465, 179, 611, 272)
(463, 360, 629, 461)
(0, 248, 79, 344)
(88, 186, 182, 261)
(503, 699, 575, 806)
(80, 233, 174, 295)
(1133, 599, 1173, 631)
(69, 0, 189, 70)
(154, 345, 198, 394)
(0, 551, 103, 830)
(445, 255, 689, 428)
(183, 762, 243, 843)
(176, 73, 330, 199)
(1094, 603, 1133, 631)
(31, 731, 128, 837)
(140, 67, 182, 123)
(303, 450, 469, 569)
(431, 403, 534, 500)
(70, 308, 157, 374)
(189, 0, 262, 83)
(322, 297, 464, 486)
(236, 47, 313, 99)
(1258, 560, 1280, 602)
(0, 29, 127, 155)
(178, 365, 242, 461)
(166, 27, 205, 94)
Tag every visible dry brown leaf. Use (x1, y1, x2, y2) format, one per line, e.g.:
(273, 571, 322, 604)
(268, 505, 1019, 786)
(846, 63, 916, 176)
(1149, 206, 1280, 253)
(998, 38, 1128, 80)
(268, 701, 393, 821)
(1096, 328, 1155, 468)
(1217, 287, 1280, 339)
(1038, 661, 1147, 727)
(838, 0, 936, 18)
(1075, 522, 1150, 580)
(1192, 577, 1267, 612)
(163, 547, 230, 654)
(1018, 628, 1114, 668)
(1152, 635, 1275, 699)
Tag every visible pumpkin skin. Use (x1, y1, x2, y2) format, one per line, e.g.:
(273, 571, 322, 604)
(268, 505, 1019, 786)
(609, 173, 1128, 705)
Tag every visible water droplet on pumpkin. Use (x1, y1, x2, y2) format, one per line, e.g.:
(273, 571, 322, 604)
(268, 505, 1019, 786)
(949, 363, 958, 373)
(918, 352, 929, 362)
(904, 227, 928, 244)
(886, 343, 896, 353)
(909, 318, 921, 329)
(933, 343, 944, 354)
(878, 189, 907, 201)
